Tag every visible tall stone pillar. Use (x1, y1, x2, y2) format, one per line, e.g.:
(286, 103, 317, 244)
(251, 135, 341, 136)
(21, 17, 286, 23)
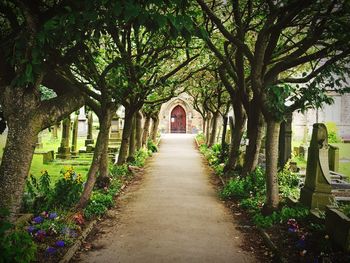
(71, 114, 79, 157)
(36, 133, 43, 149)
(51, 123, 59, 140)
(57, 117, 71, 159)
(300, 123, 334, 209)
(78, 107, 87, 137)
(85, 111, 94, 152)
(328, 145, 339, 172)
(278, 112, 292, 168)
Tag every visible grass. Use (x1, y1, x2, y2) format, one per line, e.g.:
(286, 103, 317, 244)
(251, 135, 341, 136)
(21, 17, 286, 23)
(0, 129, 98, 183)
(292, 141, 350, 176)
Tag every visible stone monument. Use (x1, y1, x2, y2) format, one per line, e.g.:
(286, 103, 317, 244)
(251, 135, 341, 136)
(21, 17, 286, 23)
(57, 117, 71, 159)
(300, 123, 334, 209)
(85, 111, 94, 152)
(71, 114, 79, 157)
(78, 107, 87, 137)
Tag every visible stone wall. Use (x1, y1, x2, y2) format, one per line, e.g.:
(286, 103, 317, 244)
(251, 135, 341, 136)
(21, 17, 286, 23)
(293, 93, 350, 141)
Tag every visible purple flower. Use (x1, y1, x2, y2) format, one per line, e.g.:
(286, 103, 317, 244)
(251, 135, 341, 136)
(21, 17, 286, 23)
(27, 225, 36, 233)
(33, 216, 44, 224)
(296, 239, 306, 249)
(61, 226, 70, 235)
(55, 240, 65, 247)
(288, 227, 296, 233)
(35, 229, 46, 241)
(69, 230, 78, 238)
(49, 212, 58, 220)
(46, 247, 57, 255)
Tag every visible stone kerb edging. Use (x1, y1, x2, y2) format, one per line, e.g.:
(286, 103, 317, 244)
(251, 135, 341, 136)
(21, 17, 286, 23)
(59, 219, 97, 263)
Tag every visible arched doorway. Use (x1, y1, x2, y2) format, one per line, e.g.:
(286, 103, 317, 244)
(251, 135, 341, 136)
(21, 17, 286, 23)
(170, 105, 186, 133)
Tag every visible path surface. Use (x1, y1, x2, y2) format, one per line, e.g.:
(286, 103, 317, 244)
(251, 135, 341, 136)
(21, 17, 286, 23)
(77, 134, 256, 263)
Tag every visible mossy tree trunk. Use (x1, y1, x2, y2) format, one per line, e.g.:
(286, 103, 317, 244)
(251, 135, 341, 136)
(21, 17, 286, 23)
(128, 116, 136, 162)
(224, 101, 246, 173)
(0, 85, 84, 219)
(208, 111, 219, 147)
(141, 115, 151, 147)
(135, 111, 143, 151)
(262, 118, 281, 214)
(76, 105, 114, 209)
(150, 113, 159, 143)
(117, 109, 135, 165)
(242, 106, 265, 176)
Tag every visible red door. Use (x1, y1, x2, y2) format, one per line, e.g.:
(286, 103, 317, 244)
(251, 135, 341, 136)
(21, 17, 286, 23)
(170, 105, 186, 133)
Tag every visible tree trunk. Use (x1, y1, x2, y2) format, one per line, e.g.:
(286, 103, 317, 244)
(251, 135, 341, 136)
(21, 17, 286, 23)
(208, 112, 219, 147)
(76, 107, 113, 209)
(135, 111, 143, 150)
(0, 85, 84, 220)
(0, 119, 38, 219)
(220, 115, 228, 162)
(202, 115, 207, 135)
(117, 111, 134, 164)
(142, 115, 151, 147)
(262, 118, 281, 214)
(150, 115, 159, 142)
(242, 110, 265, 176)
(224, 102, 246, 173)
(205, 115, 211, 145)
(127, 116, 136, 162)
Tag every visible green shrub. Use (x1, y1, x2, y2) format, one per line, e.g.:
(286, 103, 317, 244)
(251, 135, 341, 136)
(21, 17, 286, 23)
(278, 165, 301, 199)
(84, 202, 107, 219)
(131, 149, 149, 167)
(0, 209, 37, 263)
(325, 122, 342, 143)
(91, 192, 114, 208)
(110, 164, 130, 179)
(220, 167, 266, 199)
(147, 139, 158, 153)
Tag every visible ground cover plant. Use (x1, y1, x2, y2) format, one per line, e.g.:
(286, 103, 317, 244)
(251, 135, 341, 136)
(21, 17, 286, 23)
(197, 134, 350, 262)
(1, 147, 152, 262)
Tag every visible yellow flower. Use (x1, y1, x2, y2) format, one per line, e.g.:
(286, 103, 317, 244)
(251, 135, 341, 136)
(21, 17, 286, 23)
(64, 172, 70, 180)
(77, 173, 83, 183)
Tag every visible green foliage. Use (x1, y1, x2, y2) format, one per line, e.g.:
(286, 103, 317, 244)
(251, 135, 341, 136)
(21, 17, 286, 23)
(84, 191, 114, 219)
(110, 164, 130, 179)
(147, 139, 158, 153)
(325, 122, 342, 143)
(220, 167, 266, 199)
(23, 167, 83, 212)
(49, 167, 84, 209)
(0, 209, 37, 263)
(131, 149, 150, 167)
(278, 165, 301, 199)
(252, 206, 309, 228)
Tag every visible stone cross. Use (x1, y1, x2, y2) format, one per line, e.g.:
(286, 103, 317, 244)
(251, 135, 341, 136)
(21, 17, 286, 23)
(57, 117, 71, 159)
(300, 123, 334, 209)
(71, 114, 79, 157)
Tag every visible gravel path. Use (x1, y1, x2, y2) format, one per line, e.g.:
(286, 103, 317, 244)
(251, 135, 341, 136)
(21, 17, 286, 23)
(77, 134, 256, 263)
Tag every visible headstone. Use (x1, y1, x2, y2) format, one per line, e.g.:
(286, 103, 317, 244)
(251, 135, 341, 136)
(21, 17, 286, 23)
(51, 123, 59, 140)
(78, 107, 87, 137)
(57, 117, 71, 159)
(85, 111, 94, 151)
(293, 146, 300, 156)
(278, 112, 292, 168)
(328, 144, 339, 172)
(36, 133, 43, 149)
(300, 123, 334, 209)
(299, 145, 306, 159)
(109, 114, 121, 150)
(71, 114, 79, 157)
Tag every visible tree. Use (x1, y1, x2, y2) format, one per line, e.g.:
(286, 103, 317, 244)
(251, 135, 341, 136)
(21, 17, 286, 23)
(0, 0, 101, 218)
(197, 0, 350, 213)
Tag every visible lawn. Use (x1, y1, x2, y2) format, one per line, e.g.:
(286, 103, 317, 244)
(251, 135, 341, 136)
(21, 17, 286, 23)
(292, 141, 350, 176)
(0, 129, 98, 184)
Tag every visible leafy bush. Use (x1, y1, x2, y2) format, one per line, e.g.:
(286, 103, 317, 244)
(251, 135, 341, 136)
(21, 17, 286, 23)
(278, 165, 301, 199)
(131, 149, 149, 167)
(325, 122, 342, 143)
(0, 209, 37, 263)
(147, 139, 158, 153)
(220, 167, 266, 199)
(50, 167, 84, 209)
(110, 164, 130, 179)
(23, 167, 83, 212)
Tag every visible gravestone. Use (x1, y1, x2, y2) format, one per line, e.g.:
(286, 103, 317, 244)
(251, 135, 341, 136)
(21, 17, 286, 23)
(109, 114, 121, 148)
(36, 133, 43, 149)
(85, 111, 94, 152)
(71, 115, 79, 157)
(328, 144, 339, 172)
(279, 112, 292, 168)
(57, 117, 71, 159)
(78, 107, 87, 137)
(300, 123, 334, 209)
(51, 123, 59, 140)
(299, 145, 307, 159)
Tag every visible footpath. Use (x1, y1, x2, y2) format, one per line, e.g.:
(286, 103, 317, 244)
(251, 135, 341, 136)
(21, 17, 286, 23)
(76, 134, 256, 263)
